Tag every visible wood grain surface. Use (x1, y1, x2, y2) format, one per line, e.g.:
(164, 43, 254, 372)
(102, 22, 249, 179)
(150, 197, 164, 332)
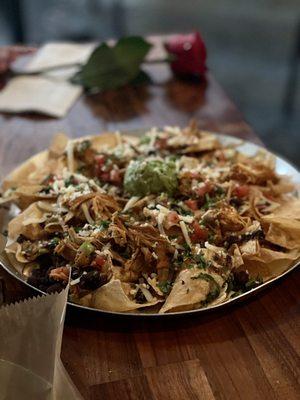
(0, 36, 299, 400)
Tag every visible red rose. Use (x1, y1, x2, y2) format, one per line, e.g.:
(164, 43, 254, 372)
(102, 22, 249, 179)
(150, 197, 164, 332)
(165, 32, 207, 77)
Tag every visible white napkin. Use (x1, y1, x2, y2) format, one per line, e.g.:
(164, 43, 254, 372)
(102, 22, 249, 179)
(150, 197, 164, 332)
(0, 42, 95, 118)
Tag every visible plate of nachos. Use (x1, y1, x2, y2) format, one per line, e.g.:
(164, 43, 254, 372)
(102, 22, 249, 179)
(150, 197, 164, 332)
(0, 123, 299, 315)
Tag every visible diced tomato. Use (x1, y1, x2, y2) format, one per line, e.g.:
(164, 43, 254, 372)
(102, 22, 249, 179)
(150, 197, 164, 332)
(94, 155, 106, 177)
(93, 255, 106, 269)
(185, 199, 198, 211)
(110, 169, 122, 184)
(233, 185, 249, 198)
(194, 181, 212, 198)
(43, 174, 55, 185)
(164, 211, 180, 229)
(190, 171, 201, 179)
(99, 171, 110, 182)
(95, 154, 106, 166)
(167, 211, 180, 225)
(191, 222, 208, 243)
(155, 138, 168, 150)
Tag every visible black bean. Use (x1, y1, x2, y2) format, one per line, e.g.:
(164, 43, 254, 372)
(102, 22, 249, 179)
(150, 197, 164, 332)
(233, 270, 249, 287)
(36, 254, 53, 269)
(79, 271, 107, 290)
(71, 267, 80, 279)
(230, 197, 243, 208)
(135, 289, 147, 304)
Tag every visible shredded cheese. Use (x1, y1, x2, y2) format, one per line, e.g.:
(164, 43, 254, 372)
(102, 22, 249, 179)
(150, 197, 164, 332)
(81, 203, 94, 225)
(139, 286, 154, 302)
(66, 140, 75, 173)
(179, 215, 194, 223)
(179, 220, 192, 248)
(156, 204, 169, 213)
(157, 212, 166, 236)
(115, 131, 122, 146)
(123, 196, 140, 212)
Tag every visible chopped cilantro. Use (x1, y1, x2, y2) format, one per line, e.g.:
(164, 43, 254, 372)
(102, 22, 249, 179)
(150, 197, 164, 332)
(226, 272, 263, 297)
(182, 243, 192, 258)
(231, 290, 243, 298)
(48, 237, 59, 248)
(76, 140, 91, 154)
(202, 190, 226, 211)
(40, 185, 52, 194)
(191, 272, 216, 283)
(187, 264, 195, 269)
(99, 220, 110, 230)
(215, 186, 225, 195)
(194, 253, 208, 269)
(208, 233, 216, 244)
(77, 165, 86, 174)
(158, 280, 172, 295)
(139, 135, 151, 145)
(64, 175, 77, 187)
(245, 276, 262, 290)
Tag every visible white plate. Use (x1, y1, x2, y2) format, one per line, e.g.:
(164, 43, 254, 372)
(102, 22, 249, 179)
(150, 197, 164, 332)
(0, 129, 299, 316)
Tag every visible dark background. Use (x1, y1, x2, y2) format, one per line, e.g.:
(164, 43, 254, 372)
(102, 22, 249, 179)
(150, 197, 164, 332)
(1, 0, 299, 166)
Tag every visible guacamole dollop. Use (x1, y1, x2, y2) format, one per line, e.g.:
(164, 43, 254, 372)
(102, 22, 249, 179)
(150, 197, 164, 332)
(124, 159, 178, 196)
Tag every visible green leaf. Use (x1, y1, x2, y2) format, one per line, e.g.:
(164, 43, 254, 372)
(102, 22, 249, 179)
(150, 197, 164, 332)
(130, 70, 152, 86)
(114, 36, 152, 72)
(71, 36, 152, 92)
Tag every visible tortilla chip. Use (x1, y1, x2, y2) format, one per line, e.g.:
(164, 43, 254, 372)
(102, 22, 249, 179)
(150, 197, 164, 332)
(5, 242, 28, 263)
(7, 201, 51, 241)
(239, 247, 300, 280)
(13, 185, 55, 210)
(2, 240, 28, 274)
(268, 198, 300, 220)
(90, 279, 161, 312)
(260, 198, 300, 249)
(6, 151, 49, 185)
(159, 268, 210, 313)
(229, 244, 244, 268)
(269, 179, 296, 196)
(263, 218, 300, 250)
(240, 240, 260, 257)
(49, 132, 68, 158)
(73, 293, 93, 308)
(4, 150, 66, 188)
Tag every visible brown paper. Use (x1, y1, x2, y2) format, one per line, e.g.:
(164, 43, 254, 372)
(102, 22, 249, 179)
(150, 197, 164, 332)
(0, 288, 83, 400)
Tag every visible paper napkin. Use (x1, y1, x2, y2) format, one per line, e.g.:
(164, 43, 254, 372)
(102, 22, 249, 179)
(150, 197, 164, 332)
(0, 42, 95, 118)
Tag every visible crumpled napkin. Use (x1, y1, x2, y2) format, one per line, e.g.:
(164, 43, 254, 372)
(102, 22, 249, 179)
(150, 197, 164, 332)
(0, 287, 83, 400)
(0, 42, 94, 118)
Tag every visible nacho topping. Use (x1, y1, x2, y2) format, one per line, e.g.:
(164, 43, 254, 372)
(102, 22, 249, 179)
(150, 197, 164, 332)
(1, 123, 299, 313)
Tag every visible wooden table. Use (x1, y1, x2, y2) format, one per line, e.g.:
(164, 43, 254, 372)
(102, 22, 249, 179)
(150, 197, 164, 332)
(0, 37, 299, 400)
